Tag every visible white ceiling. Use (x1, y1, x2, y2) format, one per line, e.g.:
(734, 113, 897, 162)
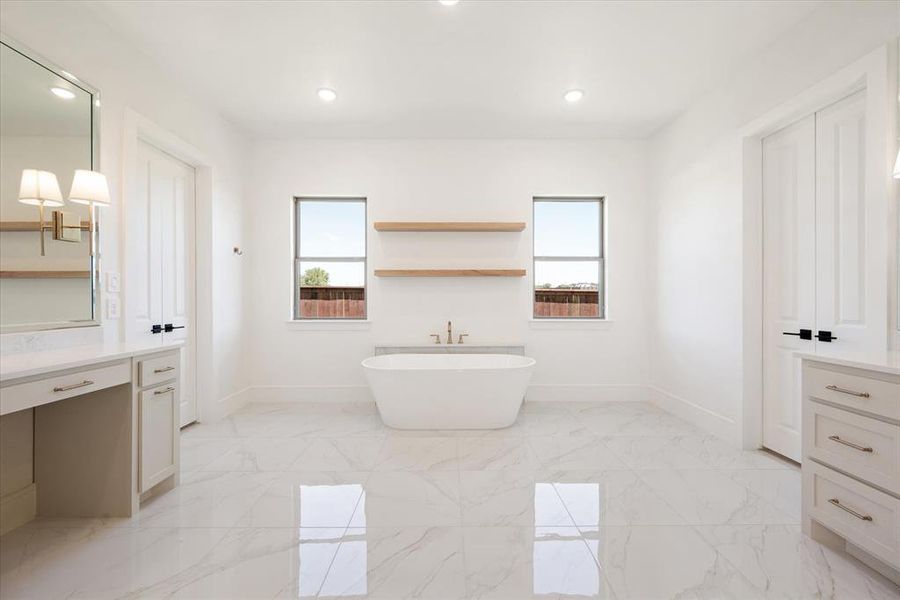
(89, 0, 822, 139)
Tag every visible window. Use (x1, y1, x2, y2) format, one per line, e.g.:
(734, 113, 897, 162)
(294, 197, 367, 319)
(533, 197, 604, 319)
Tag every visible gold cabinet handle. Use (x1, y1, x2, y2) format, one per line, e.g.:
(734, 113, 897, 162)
(53, 380, 94, 392)
(825, 385, 869, 398)
(828, 498, 873, 521)
(153, 386, 175, 395)
(827, 435, 873, 453)
(153, 366, 175, 374)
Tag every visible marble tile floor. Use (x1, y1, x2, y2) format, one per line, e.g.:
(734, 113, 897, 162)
(2, 401, 898, 599)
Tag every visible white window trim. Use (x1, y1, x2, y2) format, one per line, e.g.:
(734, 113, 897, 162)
(293, 197, 368, 320)
(533, 197, 606, 320)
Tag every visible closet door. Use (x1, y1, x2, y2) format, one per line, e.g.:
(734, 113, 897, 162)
(128, 140, 197, 427)
(815, 90, 878, 354)
(762, 115, 817, 462)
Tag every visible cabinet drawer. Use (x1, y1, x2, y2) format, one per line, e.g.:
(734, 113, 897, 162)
(138, 353, 179, 388)
(806, 461, 900, 569)
(806, 401, 900, 494)
(139, 383, 178, 492)
(0, 361, 131, 415)
(805, 363, 900, 419)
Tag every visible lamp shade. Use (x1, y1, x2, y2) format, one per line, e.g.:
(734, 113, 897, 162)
(18, 169, 64, 207)
(68, 170, 110, 207)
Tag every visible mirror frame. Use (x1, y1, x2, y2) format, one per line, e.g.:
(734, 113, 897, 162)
(0, 35, 102, 334)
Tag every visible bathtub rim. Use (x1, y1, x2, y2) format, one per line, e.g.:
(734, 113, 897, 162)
(361, 352, 536, 372)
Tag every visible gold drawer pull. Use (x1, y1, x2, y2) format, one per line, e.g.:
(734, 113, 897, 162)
(53, 380, 94, 392)
(153, 366, 175, 374)
(825, 385, 869, 398)
(153, 386, 175, 395)
(828, 498, 873, 521)
(828, 435, 873, 453)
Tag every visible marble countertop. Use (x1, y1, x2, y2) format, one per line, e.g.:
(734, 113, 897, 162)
(0, 340, 184, 382)
(795, 350, 900, 376)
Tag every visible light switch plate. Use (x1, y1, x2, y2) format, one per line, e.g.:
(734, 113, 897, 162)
(107, 272, 121, 293)
(106, 295, 120, 319)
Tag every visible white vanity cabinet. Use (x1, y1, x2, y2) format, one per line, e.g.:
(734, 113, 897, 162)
(136, 351, 180, 493)
(800, 354, 900, 583)
(0, 342, 183, 532)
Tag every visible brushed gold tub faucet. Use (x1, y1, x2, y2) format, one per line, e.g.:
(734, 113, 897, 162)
(446, 321, 453, 344)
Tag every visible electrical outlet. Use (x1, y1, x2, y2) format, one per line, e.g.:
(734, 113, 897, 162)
(106, 295, 120, 319)
(106, 272, 121, 293)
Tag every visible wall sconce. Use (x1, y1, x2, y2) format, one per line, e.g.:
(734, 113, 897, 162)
(68, 169, 111, 258)
(18, 169, 64, 256)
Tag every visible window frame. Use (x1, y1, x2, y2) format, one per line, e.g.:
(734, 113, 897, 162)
(293, 196, 368, 321)
(532, 196, 605, 320)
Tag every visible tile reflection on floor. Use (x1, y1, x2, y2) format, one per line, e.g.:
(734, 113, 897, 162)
(2, 401, 898, 599)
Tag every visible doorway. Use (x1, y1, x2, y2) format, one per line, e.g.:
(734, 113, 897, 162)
(130, 140, 198, 427)
(762, 89, 877, 461)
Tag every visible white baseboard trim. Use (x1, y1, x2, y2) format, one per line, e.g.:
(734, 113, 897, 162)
(526, 384, 648, 402)
(205, 386, 252, 422)
(250, 385, 374, 404)
(648, 385, 739, 444)
(0, 483, 36, 536)
(241, 384, 647, 405)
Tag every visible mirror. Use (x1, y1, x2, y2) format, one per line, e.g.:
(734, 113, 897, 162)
(0, 38, 100, 331)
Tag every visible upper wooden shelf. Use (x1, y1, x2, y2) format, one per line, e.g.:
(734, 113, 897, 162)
(374, 221, 525, 232)
(0, 221, 91, 232)
(0, 270, 91, 279)
(375, 269, 526, 277)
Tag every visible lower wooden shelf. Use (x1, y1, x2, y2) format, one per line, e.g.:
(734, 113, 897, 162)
(375, 269, 526, 277)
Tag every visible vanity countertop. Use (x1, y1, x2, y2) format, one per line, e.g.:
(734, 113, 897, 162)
(0, 340, 184, 382)
(795, 350, 900, 376)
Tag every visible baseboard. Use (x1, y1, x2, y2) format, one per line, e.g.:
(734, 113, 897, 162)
(648, 385, 739, 444)
(525, 384, 648, 402)
(242, 384, 647, 404)
(204, 385, 252, 422)
(249, 385, 374, 403)
(0, 483, 36, 536)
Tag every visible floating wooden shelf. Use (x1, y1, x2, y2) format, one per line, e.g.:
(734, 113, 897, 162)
(374, 221, 525, 232)
(375, 269, 526, 277)
(0, 221, 91, 232)
(0, 270, 91, 279)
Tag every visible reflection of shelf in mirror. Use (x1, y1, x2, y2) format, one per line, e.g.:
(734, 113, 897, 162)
(375, 269, 526, 277)
(0, 270, 91, 279)
(0, 221, 91, 232)
(374, 222, 525, 232)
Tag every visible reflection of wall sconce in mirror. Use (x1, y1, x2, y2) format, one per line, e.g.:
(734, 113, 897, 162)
(52, 211, 82, 243)
(68, 169, 111, 258)
(18, 169, 64, 256)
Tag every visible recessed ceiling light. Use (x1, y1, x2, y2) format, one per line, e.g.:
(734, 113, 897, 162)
(563, 89, 584, 103)
(438, 0, 459, 5)
(317, 88, 337, 102)
(50, 87, 76, 100)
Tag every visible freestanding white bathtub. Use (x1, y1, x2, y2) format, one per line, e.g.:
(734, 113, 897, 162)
(362, 353, 536, 429)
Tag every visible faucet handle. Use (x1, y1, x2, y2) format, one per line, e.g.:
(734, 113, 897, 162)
(430, 334, 441, 344)
(457, 333, 469, 344)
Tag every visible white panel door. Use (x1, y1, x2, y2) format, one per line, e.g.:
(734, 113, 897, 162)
(762, 114, 817, 462)
(130, 140, 197, 427)
(814, 90, 879, 355)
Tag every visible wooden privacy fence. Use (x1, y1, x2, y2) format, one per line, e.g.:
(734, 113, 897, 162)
(534, 289, 599, 317)
(299, 286, 365, 318)
(299, 286, 598, 318)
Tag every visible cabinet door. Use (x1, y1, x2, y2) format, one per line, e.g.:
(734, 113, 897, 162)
(140, 383, 177, 492)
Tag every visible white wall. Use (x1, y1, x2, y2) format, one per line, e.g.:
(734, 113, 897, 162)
(648, 1, 900, 444)
(0, 1, 250, 414)
(248, 139, 650, 402)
